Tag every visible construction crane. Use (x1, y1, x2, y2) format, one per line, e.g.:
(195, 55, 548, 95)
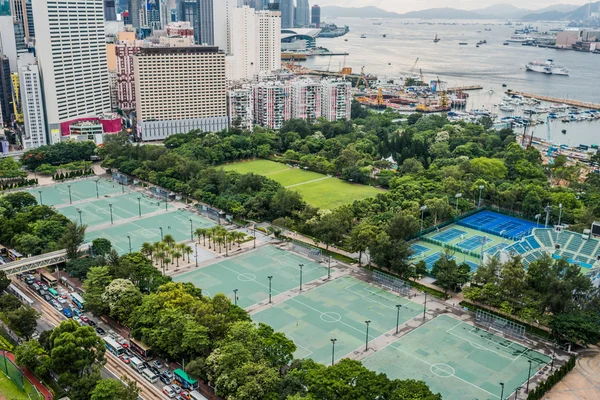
(436, 76, 449, 108)
(376, 87, 384, 107)
(419, 68, 424, 85)
(355, 66, 369, 89)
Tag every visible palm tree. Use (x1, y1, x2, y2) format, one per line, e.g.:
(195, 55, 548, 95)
(152, 242, 161, 264)
(156, 250, 166, 275)
(195, 228, 206, 246)
(227, 232, 236, 251)
(163, 234, 175, 249)
(206, 231, 213, 249)
(164, 257, 172, 271)
(184, 245, 193, 262)
(172, 250, 182, 269)
(235, 231, 246, 248)
(141, 242, 153, 260)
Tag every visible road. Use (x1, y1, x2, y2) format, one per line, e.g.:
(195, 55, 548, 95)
(12, 279, 165, 400)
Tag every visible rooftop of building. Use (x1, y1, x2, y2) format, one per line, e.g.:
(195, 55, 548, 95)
(281, 28, 321, 39)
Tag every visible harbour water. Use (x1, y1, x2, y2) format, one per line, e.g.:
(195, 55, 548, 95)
(304, 18, 600, 146)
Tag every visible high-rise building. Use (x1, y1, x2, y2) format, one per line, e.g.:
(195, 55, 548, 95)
(291, 78, 321, 123)
(321, 79, 351, 121)
(213, 0, 234, 54)
(0, 54, 11, 125)
(253, 81, 291, 129)
(178, 0, 213, 45)
(145, 0, 162, 29)
(311, 4, 319, 27)
(279, 0, 293, 28)
(18, 58, 47, 149)
(253, 0, 263, 11)
(104, 0, 117, 21)
(295, 0, 309, 26)
(166, 21, 194, 40)
(33, 0, 111, 144)
(127, 0, 142, 27)
(24, 0, 34, 40)
(133, 44, 228, 140)
(228, 87, 253, 131)
(257, 10, 281, 73)
(115, 38, 141, 111)
(0, 16, 18, 71)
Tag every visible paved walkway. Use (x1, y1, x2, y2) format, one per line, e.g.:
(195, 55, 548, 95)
(546, 347, 600, 400)
(1, 350, 53, 400)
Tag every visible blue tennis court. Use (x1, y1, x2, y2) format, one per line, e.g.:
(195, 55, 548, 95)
(431, 228, 467, 243)
(457, 235, 491, 251)
(458, 211, 538, 240)
(411, 244, 430, 257)
(423, 252, 456, 270)
(485, 242, 508, 255)
(464, 260, 479, 271)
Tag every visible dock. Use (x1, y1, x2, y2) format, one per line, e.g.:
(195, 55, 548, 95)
(447, 85, 483, 92)
(509, 91, 600, 110)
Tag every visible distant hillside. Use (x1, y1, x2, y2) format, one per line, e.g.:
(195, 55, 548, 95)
(400, 7, 487, 19)
(523, 1, 599, 20)
(320, 6, 401, 19)
(473, 4, 528, 19)
(522, 10, 567, 21)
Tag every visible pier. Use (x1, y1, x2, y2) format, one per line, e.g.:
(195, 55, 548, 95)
(509, 91, 600, 110)
(447, 85, 483, 92)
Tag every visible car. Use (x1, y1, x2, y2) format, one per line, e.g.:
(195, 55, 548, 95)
(87, 320, 97, 327)
(119, 355, 130, 364)
(162, 386, 176, 398)
(95, 327, 106, 335)
(57, 298, 66, 305)
(72, 316, 82, 324)
(79, 315, 89, 323)
(43, 295, 52, 302)
(53, 303, 63, 312)
(153, 360, 163, 369)
(174, 396, 184, 400)
(143, 362, 151, 371)
(162, 369, 173, 379)
(149, 366, 160, 376)
(31, 283, 40, 291)
(170, 384, 181, 394)
(118, 338, 129, 348)
(39, 289, 47, 296)
(179, 390, 190, 400)
(49, 299, 58, 307)
(159, 375, 171, 385)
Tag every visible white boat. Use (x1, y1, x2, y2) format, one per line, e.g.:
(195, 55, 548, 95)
(526, 59, 569, 76)
(361, 34, 366, 38)
(506, 34, 534, 43)
(500, 104, 515, 112)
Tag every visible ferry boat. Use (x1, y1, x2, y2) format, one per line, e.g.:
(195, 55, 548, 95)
(361, 34, 366, 39)
(525, 59, 569, 76)
(506, 34, 534, 43)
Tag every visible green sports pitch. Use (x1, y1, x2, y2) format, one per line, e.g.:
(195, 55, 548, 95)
(221, 159, 383, 210)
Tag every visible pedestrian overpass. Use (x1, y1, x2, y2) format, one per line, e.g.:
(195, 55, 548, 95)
(0, 250, 67, 276)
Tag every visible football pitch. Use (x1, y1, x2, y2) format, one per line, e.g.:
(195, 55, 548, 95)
(221, 159, 383, 210)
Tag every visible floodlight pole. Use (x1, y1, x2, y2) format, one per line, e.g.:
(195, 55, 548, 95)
(550, 341, 556, 371)
(558, 203, 563, 226)
(95, 179, 99, 198)
(159, 227, 163, 241)
(499, 383, 504, 400)
(233, 289, 238, 306)
(331, 338, 337, 366)
(127, 236, 132, 253)
(109, 203, 114, 225)
(455, 193, 462, 218)
(253, 224, 256, 249)
(38, 190, 43, 205)
(268, 276, 273, 303)
(189, 219, 193, 241)
(328, 254, 332, 279)
(299, 263, 304, 291)
(423, 292, 427, 320)
(137, 197, 141, 217)
(195, 243, 198, 267)
(478, 185, 484, 208)
(364, 320, 371, 352)
(395, 305, 402, 334)
(544, 204, 552, 228)
(77, 209, 82, 225)
(480, 235, 487, 265)
(535, 213, 541, 227)
(514, 386, 520, 400)
(526, 360, 532, 393)
(420, 205, 427, 233)
(67, 185, 72, 204)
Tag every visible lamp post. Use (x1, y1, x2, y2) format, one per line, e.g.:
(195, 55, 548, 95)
(550, 341, 557, 371)
(364, 320, 371, 352)
(420, 205, 427, 232)
(526, 360, 532, 393)
(327, 254, 332, 279)
(159, 227, 163, 241)
(455, 193, 462, 218)
(395, 304, 402, 334)
(38, 190, 43, 205)
(423, 292, 427, 320)
(499, 383, 504, 400)
(299, 264, 304, 291)
(253, 224, 256, 249)
(514, 386, 520, 400)
(165, 200, 168, 211)
(268, 276, 273, 303)
(189, 219, 193, 241)
(109, 203, 114, 225)
(95, 179, 100, 198)
(330, 338, 337, 366)
(478, 185, 484, 208)
(558, 203, 563, 226)
(127, 235, 132, 253)
(67, 184, 72, 204)
(480, 235, 487, 266)
(77, 209, 82, 225)
(194, 243, 198, 267)
(121, 182, 125, 193)
(137, 197, 141, 217)
(544, 204, 552, 228)
(535, 213, 541, 227)
(233, 289, 238, 306)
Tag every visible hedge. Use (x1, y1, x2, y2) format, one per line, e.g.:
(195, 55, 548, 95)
(527, 356, 576, 400)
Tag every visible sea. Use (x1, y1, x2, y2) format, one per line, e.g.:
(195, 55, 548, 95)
(303, 18, 600, 147)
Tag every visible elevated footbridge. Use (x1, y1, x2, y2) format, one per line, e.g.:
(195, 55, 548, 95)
(1, 250, 68, 275)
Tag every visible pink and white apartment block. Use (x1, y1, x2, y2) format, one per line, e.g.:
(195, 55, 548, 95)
(253, 81, 292, 129)
(166, 22, 195, 41)
(291, 79, 322, 123)
(321, 79, 352, 121)
(115, 41, 141, 111)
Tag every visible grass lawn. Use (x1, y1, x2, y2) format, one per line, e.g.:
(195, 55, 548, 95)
(0, 374, 31, 400)
(221, 159, 384, 210)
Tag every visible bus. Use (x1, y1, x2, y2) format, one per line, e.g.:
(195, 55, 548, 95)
(39, 270, 57, 287)
(103, 336, 125, 356)
(60, 276, 75, 292)
(0, 244, 7, 257)
(141, 368, 158, 384)
(173, 369, 198, 391)
(8, 249, 22, 261)
(190, 391, 209, 400)
(130, 338, 152, 360)
(48, 288, 59, 298)
(7, 284, 34, 306)
(70, 293, 85, 310)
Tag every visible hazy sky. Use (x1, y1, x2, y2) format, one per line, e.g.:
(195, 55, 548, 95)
(314, 0, 585, 12)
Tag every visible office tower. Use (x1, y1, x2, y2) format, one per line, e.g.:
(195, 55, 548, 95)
(291, 78, 321, 123)
(128, 0, 142, 27)
(228, 87, 253, 131)
(104, 0, 117, 20)
(257, 10, 281, 72)
(133, 44, 228, 140)
(18, 58, 47, 148)
(178, 0, 213, 45)
(145, 0, 162, 29)
(321, 79, 351, 121)
(279, 0, 293, 28)
(33, 0, 111, 143)
(311, 4, 319, 27)
(115, 35, 141, 111)
(0, 54, 11, 124)
(24, 0, 33, 40)
(253, 81, 291, 129)
(213, 0, 234, 53)
(295, 0, 309, 26)
(253, 0, 263, 11)
(0, 16, 18, 71)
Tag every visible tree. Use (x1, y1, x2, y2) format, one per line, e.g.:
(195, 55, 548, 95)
(430, 249, 470, 293)
(424, 198, 450, 225)
(15, 340, 51, 378)
(90, 377, 140, 400)
(347, 222, 376, 267)
(386, 212, 420, 241)
(1, 192, 37, 211)
(91, 238, 112, 256)
(551, 311, 600, 349)
(58, 222, 87, 259)
(83, 267, 113, 316)
(0, 270, 9, 293)
(101, 279, 143, 323)
(271, 188, 305, 219)
(6, 306, 39, 339)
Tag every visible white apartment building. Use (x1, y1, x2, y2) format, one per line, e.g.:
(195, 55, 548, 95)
(228, 87, 253, 131)
(134, 45, 228, 141)
(228, 7, 280, 82)
(321, 79, 352, 121)
(291, 78, 321, 123)
(253, 81, 291, 129)
(213, 0, 235, 54)
(33, 0, 111, 144)
(18, 59, 47, 149)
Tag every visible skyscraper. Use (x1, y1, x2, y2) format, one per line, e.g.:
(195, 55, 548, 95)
(33, 0, 111, 143)
(178, 0, 214, 45)
(104, 0, 117, 21)
(18, 57, 47, 149)
(127, 0, 142, 27)
(279, 0, 293, 28)
(311, 4, 319, 27)
(295, 0, 309, 27)
(0, 54, 11, 125)
(213, 0, 234, 53)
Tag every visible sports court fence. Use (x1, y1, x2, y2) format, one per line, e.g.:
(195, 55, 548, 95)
(0, 351, 24, 390)
(419, 235, 482, 260)
(475, 309, 526, 339)
(111, 171, 129, 185)
(372, 270, 411, 297)
(291, 241, 323, 262)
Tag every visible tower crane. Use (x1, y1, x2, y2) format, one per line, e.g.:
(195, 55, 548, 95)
(355, 66, 369, 89)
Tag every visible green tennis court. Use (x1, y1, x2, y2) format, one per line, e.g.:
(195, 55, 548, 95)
(58, 192, 172, 228)
(173, 246, 329, 308)
(27, 178, 123, 206)
(362, 314, 551, 400)
(252, 276, 422, 365)
(84, 209, 215, 254)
